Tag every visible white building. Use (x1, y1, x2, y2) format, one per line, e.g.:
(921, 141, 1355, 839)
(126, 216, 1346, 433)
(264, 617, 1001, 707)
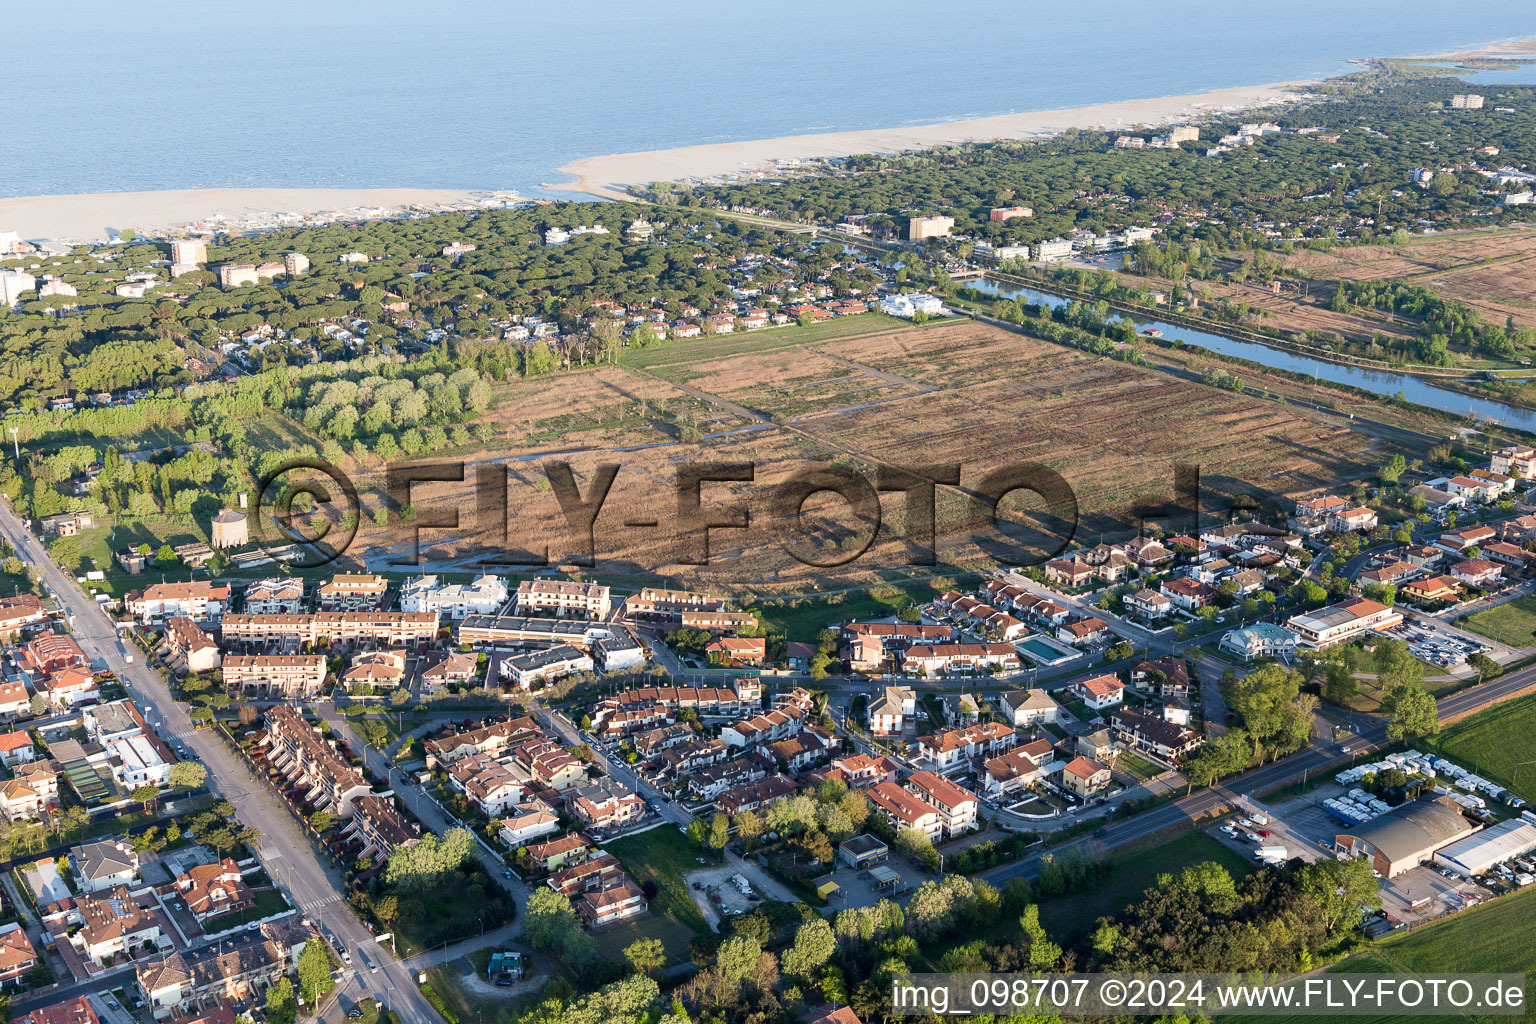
(108, 735, 171, 787)
(400, 574, 509, 618)
(879, 293, 945, 319)
(0, 271, 37, 307)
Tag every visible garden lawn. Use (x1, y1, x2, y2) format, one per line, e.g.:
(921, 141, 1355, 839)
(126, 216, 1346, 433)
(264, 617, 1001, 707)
(1462, 595, 1536, 648)
(606, 827, 711, 936)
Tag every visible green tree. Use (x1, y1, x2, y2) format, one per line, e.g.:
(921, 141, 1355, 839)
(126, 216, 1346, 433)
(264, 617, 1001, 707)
(1385, 682, 1440, 741)
(296, 939, 335, 1003)
(707, 812, 730, 851)
(623, 936, 666, 976)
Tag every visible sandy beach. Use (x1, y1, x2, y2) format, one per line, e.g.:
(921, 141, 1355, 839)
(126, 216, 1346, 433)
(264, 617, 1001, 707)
(0, 187, 512, 243)
(547, 79, 1318, 200)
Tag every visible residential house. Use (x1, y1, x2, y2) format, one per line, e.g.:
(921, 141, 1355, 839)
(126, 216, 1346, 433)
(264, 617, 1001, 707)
(1125, 589, 1173, 619)
(73, 838, 140, 893)
(998, 688, 1061, 727)
(904, 771, 978, 836)
(1069, 674, 1125, 710)
(1110, 708, 1202, 761)
(867, 781, 944, 842)
(867, 685, 915, 735)
(1161, 576, 1215, 611)
(175, 860, 253, 922)
(498, 799, 561, 848)
(164, 617, 220, 673)
(0, 922, 38, 986)
(1130, 657, 1190, 697)
(1059, 756, 1112, 799)
(1451, 559, 1502, 589)
(705, 637, 766, 666)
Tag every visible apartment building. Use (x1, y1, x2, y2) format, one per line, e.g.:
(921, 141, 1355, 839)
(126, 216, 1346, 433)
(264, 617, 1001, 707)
(221, 654, 328, 698)
(400, 574, 509, 618)
(501, 644, 593, 689)
(175, 860, 253, 922)
(219, 611, 439, 646)
(515, 580, 611, 619)
(260, 706, 371, 818)
(344, 794, 421, 862)
(868, 781, 944, 841)
(164, 617, 220, 673)
(905, 771, 979, 836)
(315, 573, 389, 611)
(124, 582, 231, 622)
(242, 578, 306, 614)
(913, 722, 1016, 769)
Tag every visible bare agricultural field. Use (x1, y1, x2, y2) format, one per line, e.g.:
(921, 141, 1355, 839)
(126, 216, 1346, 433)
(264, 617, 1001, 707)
(1282, 225, 1536, 328)
(364, 321, 1392, 592)
(479, 364, 753, 448)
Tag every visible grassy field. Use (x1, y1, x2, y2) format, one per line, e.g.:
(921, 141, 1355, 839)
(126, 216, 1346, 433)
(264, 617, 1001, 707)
(1226, 885, 1536, 1024)
(754, 578, 971, 641)
(1428, 693, 1536, 802)
(606, 826, 711, 939)
(1037, 831, 1255, 942)
(1461, 596, 1536, 648)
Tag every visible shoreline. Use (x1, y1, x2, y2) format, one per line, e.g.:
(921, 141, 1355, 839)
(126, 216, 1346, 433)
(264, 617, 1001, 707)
(545, 79, 1321, 200)
(0, 186, 526, 245)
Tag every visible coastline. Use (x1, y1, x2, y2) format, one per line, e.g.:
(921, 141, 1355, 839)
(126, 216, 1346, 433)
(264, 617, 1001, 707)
(0, 187, 523, 244)
(545, 79, 1320, 200)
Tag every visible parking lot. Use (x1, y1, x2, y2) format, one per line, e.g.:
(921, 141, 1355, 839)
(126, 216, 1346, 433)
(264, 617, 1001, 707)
(1264, 785, 1499, 926)
(1382, 621, 1489, 668)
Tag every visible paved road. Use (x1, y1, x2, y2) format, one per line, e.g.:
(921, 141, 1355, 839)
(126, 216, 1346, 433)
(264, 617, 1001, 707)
(0, 498, 445, 1024)
(980, 657, 1536, 886)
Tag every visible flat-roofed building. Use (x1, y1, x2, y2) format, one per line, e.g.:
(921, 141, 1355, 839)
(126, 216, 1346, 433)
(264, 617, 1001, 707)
(1285, 597, 1403, 648)
(457, 614, 614, 650)
(501, 644, 593, 689)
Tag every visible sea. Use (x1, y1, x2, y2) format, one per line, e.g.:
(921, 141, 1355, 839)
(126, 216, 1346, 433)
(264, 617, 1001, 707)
(6, 0, 1536, 199)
